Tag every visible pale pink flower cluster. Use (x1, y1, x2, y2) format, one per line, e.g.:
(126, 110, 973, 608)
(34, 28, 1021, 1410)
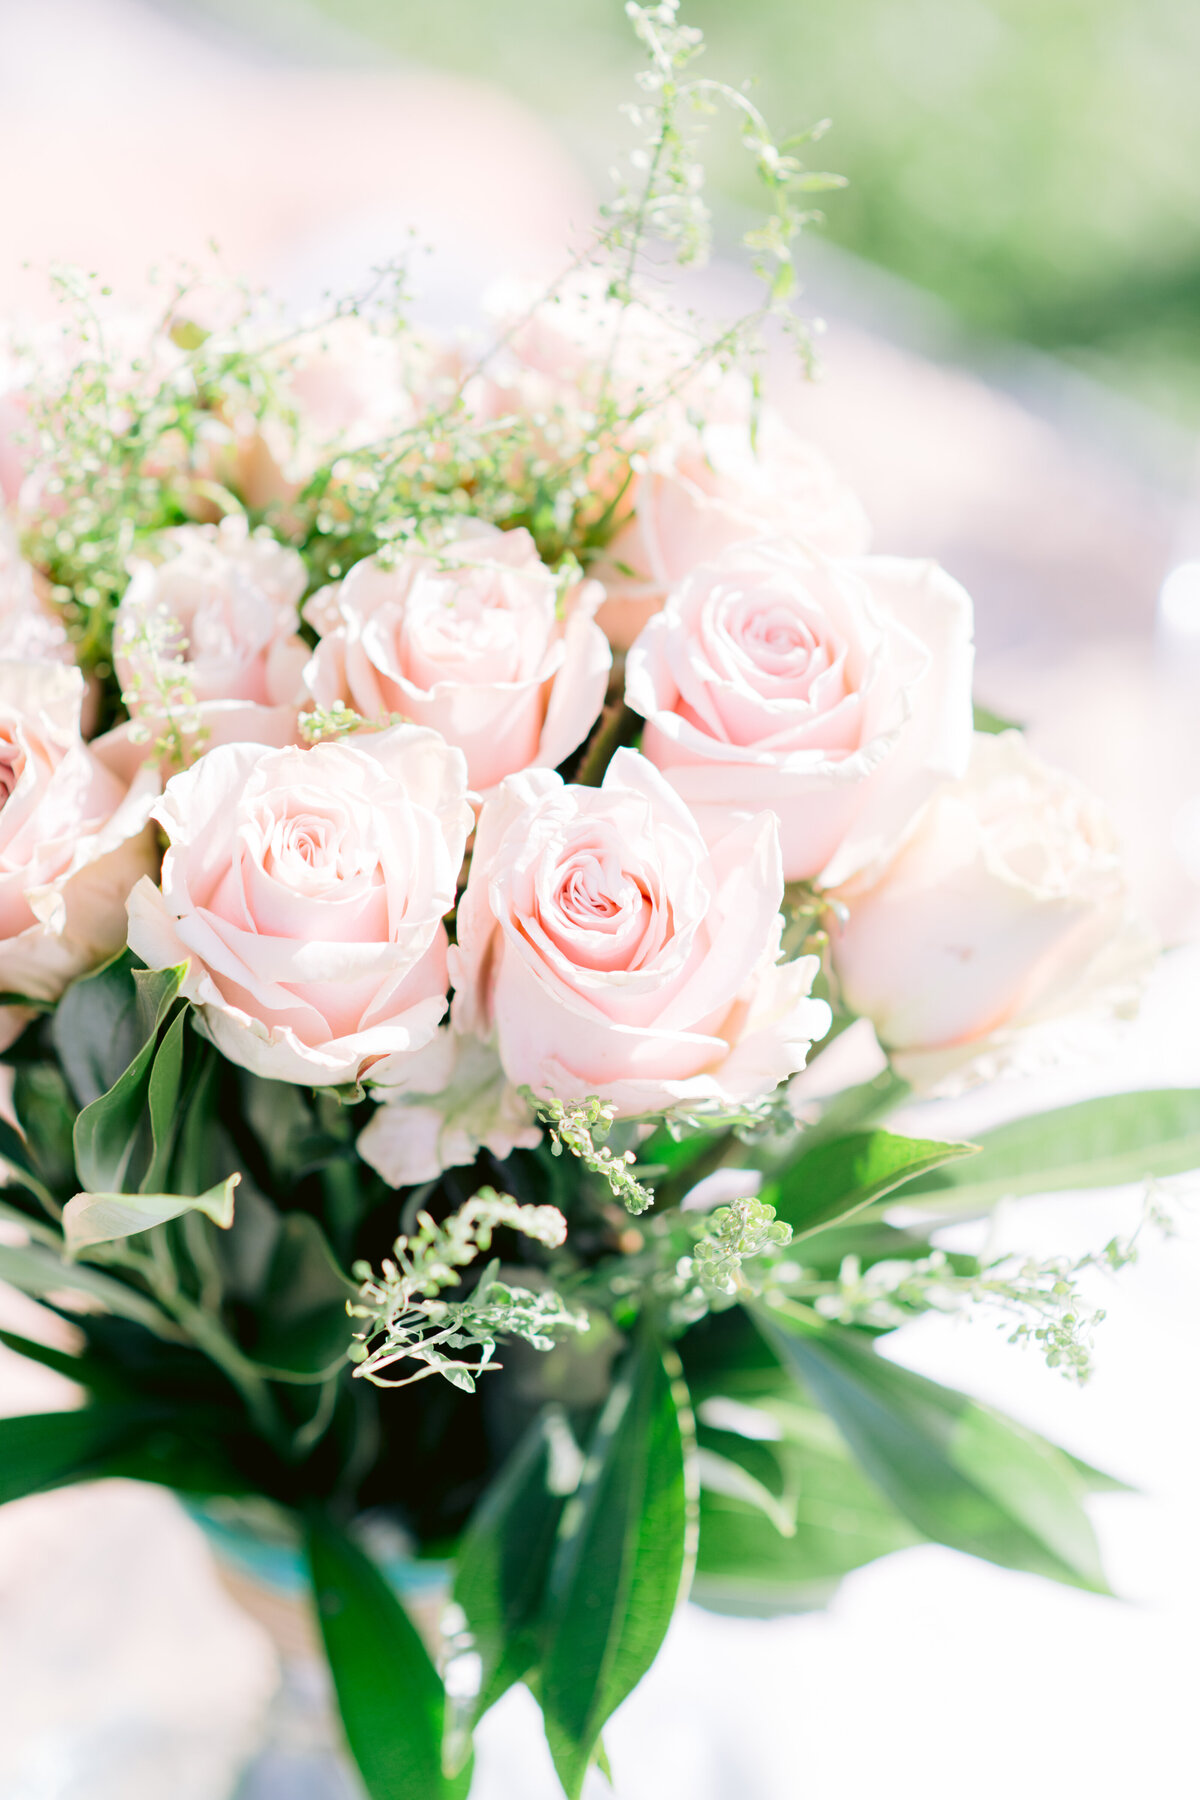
(0, 275, 1150, 1177)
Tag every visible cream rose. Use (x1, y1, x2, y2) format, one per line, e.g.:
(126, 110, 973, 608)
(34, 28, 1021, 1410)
(114, 517, 310, 754)
(359, 1026, 540, 1187)
(625, 541, 975, 887)
(303, 524, 611, 792)
(829, 731, 1155, 1088)
(126, 726, 473, 1086)
(591, 414, 871, 650)
(449, 748, 831, 1118)
(0, 662, 158, 1046)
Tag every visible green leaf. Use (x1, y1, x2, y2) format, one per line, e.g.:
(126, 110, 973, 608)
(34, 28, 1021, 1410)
(696, 1444, 797, 1538)
(0, 1238, 180, 1339)
(901, 1089, 1200, 1215)
(758, 1311, 1108, 1591)
(762, 1130, 978, 1239)
(973, 702, 1022, 734)
(0, 1116, 58, 1215)
(52, 953, 146, 1106)
(143, 1007, 188, 1193)
(305, 1510, 468, 1800)
(63, 1174, 240, 1256)
(0, 1328, 112, 1393)
(72, 966, 186, 1194)
(0, 1404, 163, 1505)
(693, 1409, 917, 1615)
(13, 1062, 78, 1198)
(541, 1334, 696, 1800)
(250, 1214, 358, 1377)
(453, 1412, 572, 1738)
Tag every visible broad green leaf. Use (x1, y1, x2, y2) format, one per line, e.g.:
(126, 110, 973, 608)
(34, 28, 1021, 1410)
(249, 1214, 357, 1377)
(63, 1174, 240, 1256)
(305, 1510, 468, 1800)
(453, 1412, 572, 1741)
(52, 953, 146, 1106)
(0, 1238, 179, 1339)
(696, 1445, 797, 1538)
(0, 1115, 58, 1214)
(541, 1335, 696, 1800)
(901, 1089, 1200, 1215)
(142, 1007, 188, 1193)
(0, 1404, 163, 1505)
(13, 1062, 78, 1198)
(72, 966, 186, 1194)
(758, 1310, 1108, 1592)
(0, 1193, 61, 1245)
(0, 1328, 107, 1392)
(761, 1130, 977, 1239)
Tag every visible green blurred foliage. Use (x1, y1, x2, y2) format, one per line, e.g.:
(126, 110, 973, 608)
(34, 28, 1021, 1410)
(280, 0, 1200, 420)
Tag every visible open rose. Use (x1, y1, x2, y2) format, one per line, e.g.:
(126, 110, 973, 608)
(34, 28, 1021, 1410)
(450, 749, 831, 1117)
(303, 524, 610, 792)
(591, 414, 871, 650)
(0, 663, 158, 1047)
(126, 726, 472, 1086)
(625, 541, 974, 886)
(829, 731, 1155, 1088)
(114, 517, 309, 755)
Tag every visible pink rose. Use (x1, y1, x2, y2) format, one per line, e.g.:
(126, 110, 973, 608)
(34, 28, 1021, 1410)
(126, 726, 473, 1087)
(829, 731, 1155, 1088)
(449, 748, 831, 1117)
(114, 518, 310, 755)
(591, 414, 871, 650)
(0, 520, 73, 664)
(625, 542, 975, 886)
(0, 663, 158, 1046)
(303, 524, 610, 792)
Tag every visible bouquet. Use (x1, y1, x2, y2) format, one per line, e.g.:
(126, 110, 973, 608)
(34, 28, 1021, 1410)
(0, 7, 1191, 1795)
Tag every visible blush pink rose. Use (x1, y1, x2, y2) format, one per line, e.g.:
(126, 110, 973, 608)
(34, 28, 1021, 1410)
(114, 517, 310, 755)
(0, 663, 159, 1046)
(126, 726, 473, 1087)
(829, 730, 1155, 1089)
(625, 541, 975, 887)
(449, 748, 831, 1118)
(591, 414, 872, 650)
(303, 523, 611, 792)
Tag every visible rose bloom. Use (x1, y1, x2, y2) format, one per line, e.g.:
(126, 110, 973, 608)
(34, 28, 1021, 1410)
(450, 748, 831, 1117)
(625, 539, 975, 887)
(0, 662, 158, 1048)
(0, 519, 72, 663)
(591, 413, 871, 650)
(114, 517, 310, 754)
(358, 1026, 540, 1187)
(304, 523, 611, 792)
(829, 730, 1155, 1088)
(126, 726, 473, 1086)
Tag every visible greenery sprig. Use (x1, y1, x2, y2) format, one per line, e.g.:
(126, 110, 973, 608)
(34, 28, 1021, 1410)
(348, 1187, 587, 1391)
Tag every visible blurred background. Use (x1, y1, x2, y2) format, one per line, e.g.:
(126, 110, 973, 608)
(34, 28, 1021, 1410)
(2, 2, 1200, 1796)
